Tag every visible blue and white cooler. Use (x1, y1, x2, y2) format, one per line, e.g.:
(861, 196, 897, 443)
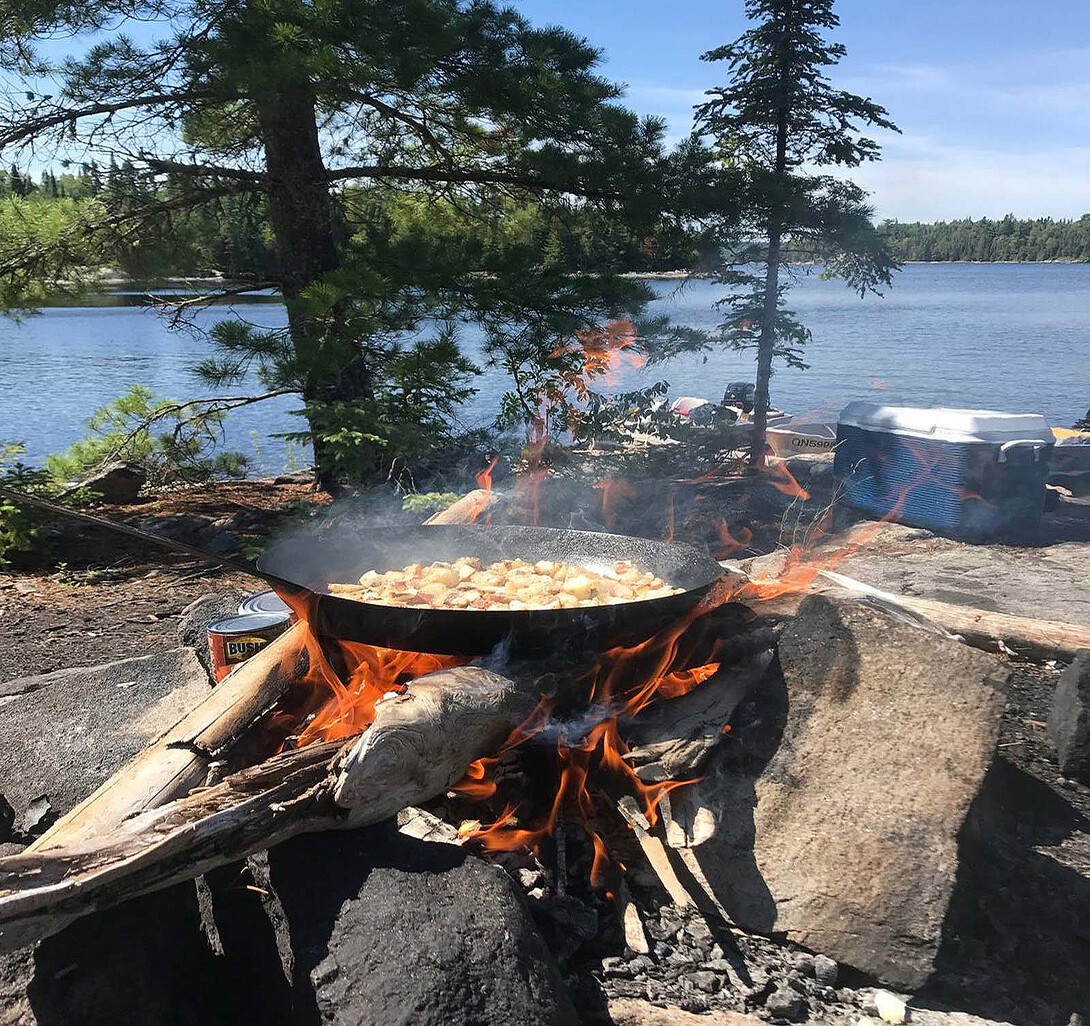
(834, 403, 1054, 539)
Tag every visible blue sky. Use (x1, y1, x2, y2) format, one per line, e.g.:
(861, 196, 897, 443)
(518, 0, 1090, 221)
(29, 0, 1090, 221)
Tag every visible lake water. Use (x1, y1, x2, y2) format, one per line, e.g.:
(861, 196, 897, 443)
(2, 264, 1087, 474)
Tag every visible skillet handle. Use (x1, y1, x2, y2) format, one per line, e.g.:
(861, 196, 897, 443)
(0, 484, 299, 594)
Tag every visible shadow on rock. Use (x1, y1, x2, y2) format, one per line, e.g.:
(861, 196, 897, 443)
(926, 757, 1090, 1026)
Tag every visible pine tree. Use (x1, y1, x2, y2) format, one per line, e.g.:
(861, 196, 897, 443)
(696, 0, 899, 466)
(2, 0, 711, 488)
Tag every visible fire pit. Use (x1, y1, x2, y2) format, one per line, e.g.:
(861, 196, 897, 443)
(0, 517, 776, 956)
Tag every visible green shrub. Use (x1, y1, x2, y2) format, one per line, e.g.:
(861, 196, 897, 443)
(401, 492, 461, 515)
(46, 385, 249, 487)
(0, 442, 63, 567)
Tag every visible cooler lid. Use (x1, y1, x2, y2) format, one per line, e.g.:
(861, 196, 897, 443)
(838, 402, 1053, 444)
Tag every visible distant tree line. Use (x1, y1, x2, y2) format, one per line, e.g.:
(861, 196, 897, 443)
(882, 214, 1090, 263)
(0, 162, 699, 281)
(1, 161, 277, 278)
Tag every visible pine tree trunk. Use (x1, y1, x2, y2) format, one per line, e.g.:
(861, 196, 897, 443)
(254, 74, 371, 491)
(750, 5, 792, 470)
(750, 226, 780, 469)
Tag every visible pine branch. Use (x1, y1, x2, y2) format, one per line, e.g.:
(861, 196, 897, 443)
(0, 92, 219, 148)
(138, 156, 264, 182)
(324, 163, 618, 199)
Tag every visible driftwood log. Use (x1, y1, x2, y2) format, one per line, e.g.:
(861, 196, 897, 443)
(725, 561, 1090, 662)
(29, 621, 310, 853)
(0, 665, 533, 952)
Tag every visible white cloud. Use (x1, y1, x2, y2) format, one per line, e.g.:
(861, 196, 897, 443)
(850, 134, 1090, 221)
(630, 44, 1090, 220)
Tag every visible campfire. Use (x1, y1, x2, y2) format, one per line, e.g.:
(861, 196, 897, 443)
(3, 450, 1087, 1026)
(0, 493, 784, 952)
(0, 454, 1010, 945)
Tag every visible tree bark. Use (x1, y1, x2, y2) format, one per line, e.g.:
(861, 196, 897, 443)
(750, 3, 793, 470)
(253, 71, 370, 490)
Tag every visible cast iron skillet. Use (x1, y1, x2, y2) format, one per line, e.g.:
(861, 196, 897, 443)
(0, 488, 724, 657)
(258, 523, 724, 655)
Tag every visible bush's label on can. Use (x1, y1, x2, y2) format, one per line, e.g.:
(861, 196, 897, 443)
(223, 636, 272, 663)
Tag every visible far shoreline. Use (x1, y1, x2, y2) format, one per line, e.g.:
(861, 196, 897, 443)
(73, 259, 1090, 293)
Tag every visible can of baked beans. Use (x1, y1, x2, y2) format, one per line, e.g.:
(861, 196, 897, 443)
(238, 590, 294, 619)
(207, 612, 290, 683)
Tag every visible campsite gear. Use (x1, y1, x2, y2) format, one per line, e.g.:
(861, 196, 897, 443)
(834, 403, 1054, 539)
(722, 381, 756, 413)
(239, 590, 294, 618)
(1050, 428, 1090, 496)
(256, 524, 725, 655)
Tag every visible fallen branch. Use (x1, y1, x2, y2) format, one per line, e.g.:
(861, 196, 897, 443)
(818, 570, 1090, 662)
(0, 665, 532, 952)
(29, 622, 309, 853)
(725, 561, 1090, 663)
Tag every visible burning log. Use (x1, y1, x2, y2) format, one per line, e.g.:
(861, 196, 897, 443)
(423, 487, 498, 525)
(0, 666, 534, 952)
(622, 649, 774, 783)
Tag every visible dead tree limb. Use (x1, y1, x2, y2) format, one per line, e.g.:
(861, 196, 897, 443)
(28, 622, 309, 853)
(0, 665, 532, 952)
(724, 561, 1090, 662)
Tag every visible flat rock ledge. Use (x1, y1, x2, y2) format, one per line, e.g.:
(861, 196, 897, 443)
(0, 647, 210, 824)
(689, 594, 1009, 989)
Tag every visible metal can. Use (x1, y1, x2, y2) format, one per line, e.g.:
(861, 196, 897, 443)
(207, 612, 291, 683)
(238, 590, 293, 618)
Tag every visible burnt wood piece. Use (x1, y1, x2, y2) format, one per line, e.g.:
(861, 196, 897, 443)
(0, 666, 532, 952)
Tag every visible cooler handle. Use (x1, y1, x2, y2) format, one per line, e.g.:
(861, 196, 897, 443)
(997, 439, 1048, 462)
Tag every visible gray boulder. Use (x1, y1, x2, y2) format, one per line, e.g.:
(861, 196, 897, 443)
(1049, 650, 1090, 781)
(77, 461, 146, 504)
(0, 647, 210, 820)
(689, 595, 1008, 989)
(268, 827, 578, 1026)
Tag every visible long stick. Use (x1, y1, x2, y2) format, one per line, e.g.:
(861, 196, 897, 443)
(28, 621, 309, 852)
(726, 561, 1090, 662)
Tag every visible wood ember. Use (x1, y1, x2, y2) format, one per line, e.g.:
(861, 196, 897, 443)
(396, 807, 464, 846)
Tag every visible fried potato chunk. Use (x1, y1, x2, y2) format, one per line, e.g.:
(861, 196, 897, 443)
(332, 558, 682, 610)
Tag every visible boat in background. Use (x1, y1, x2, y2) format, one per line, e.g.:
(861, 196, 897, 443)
(766, 421, 838, 458)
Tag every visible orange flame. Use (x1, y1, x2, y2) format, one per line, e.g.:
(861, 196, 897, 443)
(715, 518, 753, 557)
(762, 460, 811, 500)
(596, 477, 636, 531)
(465, 455, 500, 524)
